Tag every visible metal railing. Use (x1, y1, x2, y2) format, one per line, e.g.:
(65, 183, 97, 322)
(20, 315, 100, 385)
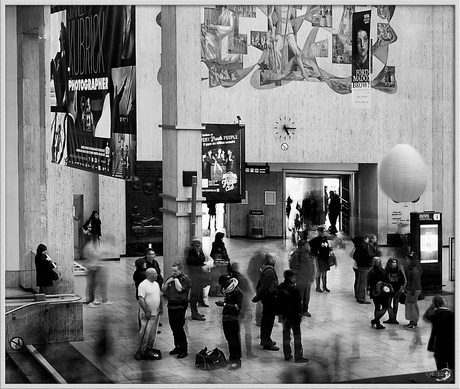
(5, 294, 82, 315)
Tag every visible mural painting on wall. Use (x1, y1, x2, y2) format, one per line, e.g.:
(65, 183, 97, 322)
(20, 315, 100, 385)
(202, 124, 245, 203)
(200, 5, 397, 94)
(50, 5, 137, 179)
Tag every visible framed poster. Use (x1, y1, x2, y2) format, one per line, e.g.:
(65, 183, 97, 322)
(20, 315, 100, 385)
(202, 124, 245, 203)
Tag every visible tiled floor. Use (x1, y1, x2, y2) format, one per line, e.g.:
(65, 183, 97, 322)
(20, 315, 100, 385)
(72, 233, 455, 385)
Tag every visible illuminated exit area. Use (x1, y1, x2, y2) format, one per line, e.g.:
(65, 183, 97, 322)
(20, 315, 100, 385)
(285, 175, 340, 239)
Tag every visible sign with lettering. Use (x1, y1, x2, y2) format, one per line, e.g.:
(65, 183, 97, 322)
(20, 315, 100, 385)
(202, 124, 245, 202)
(50, 6, 137, 179)
(245, 164, 270, 174)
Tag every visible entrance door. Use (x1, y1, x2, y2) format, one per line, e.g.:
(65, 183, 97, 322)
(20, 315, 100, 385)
(340, 175, 351, 236)
(73, 195, 83, 260)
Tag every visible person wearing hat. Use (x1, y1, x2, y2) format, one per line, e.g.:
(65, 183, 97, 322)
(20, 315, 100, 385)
(289, 239, 316, 317)
(185, 237, 207, 320)
(216, 274, 243, 370)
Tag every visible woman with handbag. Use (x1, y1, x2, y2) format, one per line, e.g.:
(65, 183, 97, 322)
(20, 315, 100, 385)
(383, 257, 406, 324)
(403, 252, 423, 329)
(367, 257, 391, 329)
(35, 243, 58, 294)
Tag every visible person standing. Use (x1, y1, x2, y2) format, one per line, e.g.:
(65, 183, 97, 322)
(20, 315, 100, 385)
(207, 202, 217, 230)
(185, 237, 207, 320)
(162, 262, 191, 359)
(252, 253, 280, 351)
(227, 262, 257, 358)
(404, 252, 423, 329)
(367, 257, 390, 330)
(353, 235, 373, 304)
(83, 210, 102, 244)
(289, 239, 316, 317)
(278, 270, 310, 363)
(383, 257, 406, 324)
(422, 295, 455, 370)
(143, 248, 164, 288)
(246, 249, 266, 327)
(35, 244, 57, 294)
(308, 227, 332, 293)
(216, 274, 244, 370)
(327, 191, 341, 234)
(134, 268, 163, 360)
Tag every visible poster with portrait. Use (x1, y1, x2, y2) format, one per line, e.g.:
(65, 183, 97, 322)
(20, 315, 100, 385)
(351, 10, 372, 108)
(50, 5, 137, 179)
(202, 124, 245, 203)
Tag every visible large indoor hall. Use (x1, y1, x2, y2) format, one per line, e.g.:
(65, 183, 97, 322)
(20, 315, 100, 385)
(7, 233, 453, 385)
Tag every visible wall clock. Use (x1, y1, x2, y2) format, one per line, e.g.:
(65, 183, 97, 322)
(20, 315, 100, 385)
(274, 116, 296, 141)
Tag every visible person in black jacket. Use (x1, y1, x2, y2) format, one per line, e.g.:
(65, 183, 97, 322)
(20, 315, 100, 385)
(35, 243, 57, 294)
(278, 270, 309, 363)
(252, 253, 280, 351)
(353, 235, 373, 304)
(308, 227, 332, 293)
(383, 257, 406, 324)
(367, 257, 390, 329)
(162, 262, 192, 359)
(327, 191, 341, 234)
(423, 295, 455, 370)
(185, 237, 207, 320)
(83, 210, 102, 244)
(216, 274, 244, 370)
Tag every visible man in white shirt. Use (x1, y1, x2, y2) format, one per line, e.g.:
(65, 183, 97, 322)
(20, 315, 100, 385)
(135, 268, 163, 360)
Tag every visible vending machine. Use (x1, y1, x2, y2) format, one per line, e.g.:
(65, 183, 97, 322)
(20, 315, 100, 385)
(410, 211, 442, 291)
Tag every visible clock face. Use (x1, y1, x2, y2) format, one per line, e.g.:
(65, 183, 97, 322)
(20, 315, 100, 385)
(274, 116, 296, 141)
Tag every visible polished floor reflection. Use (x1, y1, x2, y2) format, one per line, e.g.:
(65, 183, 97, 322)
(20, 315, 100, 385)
(72, 234, 455, 385)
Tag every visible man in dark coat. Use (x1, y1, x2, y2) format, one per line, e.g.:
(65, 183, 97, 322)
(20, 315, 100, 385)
(327, 191, 341, 234)
(185, 237, 207, 320)
(252, 252, 279, 351)
(278, 270, 309, 363)
(289, 240, 316, 317)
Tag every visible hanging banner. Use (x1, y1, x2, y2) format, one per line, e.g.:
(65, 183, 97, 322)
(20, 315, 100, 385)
(50, 5, 136, 179)
(351, 10, 372, 108)
(202, 124, 245, 203)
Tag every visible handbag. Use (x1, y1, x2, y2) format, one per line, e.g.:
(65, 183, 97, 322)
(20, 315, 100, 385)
(399, 291, 406, 304)
(195, 347, 227, 370)
(51, 270, 59, 281)
(373, 281, 394, 297)
(83, 220, 92, 235)
(328, 252, 337, 267)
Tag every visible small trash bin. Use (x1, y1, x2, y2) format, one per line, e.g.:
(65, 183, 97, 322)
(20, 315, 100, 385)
(74, 261, 90, 302)
(248, 210, 265, 239)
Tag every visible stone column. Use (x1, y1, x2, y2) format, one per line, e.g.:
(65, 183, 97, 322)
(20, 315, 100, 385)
(161, 6, 204, 277)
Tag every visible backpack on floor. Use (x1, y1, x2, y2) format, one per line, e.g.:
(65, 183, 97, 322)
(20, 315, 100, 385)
(195, 347, 227, 370)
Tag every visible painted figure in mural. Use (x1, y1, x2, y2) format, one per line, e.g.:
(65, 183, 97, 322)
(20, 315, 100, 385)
(338, 6, 353, 46)
(267, 5, 310, 80)
(202, 6, 242, 65)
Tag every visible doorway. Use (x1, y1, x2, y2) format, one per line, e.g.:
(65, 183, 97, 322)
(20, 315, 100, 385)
(73, 195, 84, 260)
(284, 172, 353, 240)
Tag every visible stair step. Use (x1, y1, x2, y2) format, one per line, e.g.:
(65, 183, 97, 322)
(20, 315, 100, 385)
(7, 350, 57, 384)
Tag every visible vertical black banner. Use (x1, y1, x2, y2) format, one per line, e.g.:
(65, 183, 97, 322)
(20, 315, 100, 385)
(50, 6, 136, 179)
(202, 124, 245, 203)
